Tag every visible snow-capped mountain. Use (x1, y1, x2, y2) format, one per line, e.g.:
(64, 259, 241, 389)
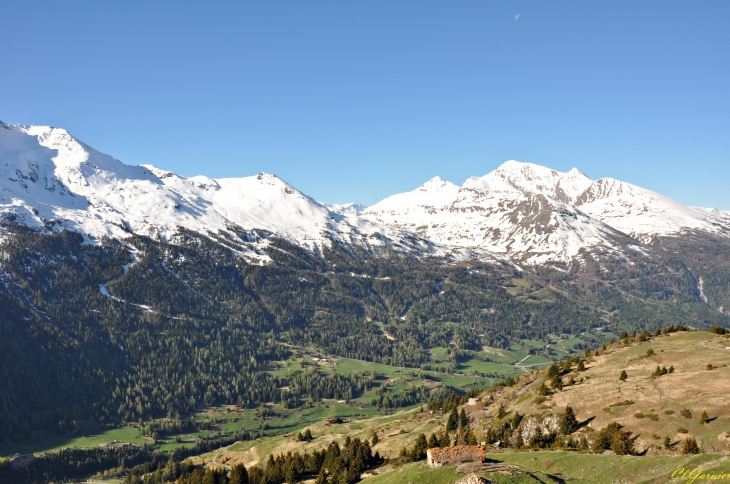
(2, 121, 728, 265)
(0, 121, 434, 262)
(360, 165, 628, 264)
(361, 160, 730, 262)
(322, 202, 366, 217)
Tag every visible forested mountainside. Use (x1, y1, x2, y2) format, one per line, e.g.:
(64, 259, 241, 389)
(1, 223, 729, 443)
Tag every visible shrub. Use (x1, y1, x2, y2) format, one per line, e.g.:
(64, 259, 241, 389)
(680, 408, 692, 419)
(664, 409, 675, 415)
(634, 412, 646, 419)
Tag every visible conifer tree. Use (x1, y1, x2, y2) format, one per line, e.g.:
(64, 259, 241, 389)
(496, 404, 506, 419)
(559, 405, 578, 435)
(700, 411, 709, 424)
(459, 408, 469, 428)
(427, 433, 439, 448)
(551, 374, 563, 391)
(439, 429, 451, 447)
(577, 360, 585, 371)
(446, 409, 458, 431)
(681, 437, 701, 455)
(619, 370, 627, 381)
(663, 436, 672, 450)
(538, 382, 551, 396)
(230, 464, 249, 484)
(371, 432, 379, 446)
(314, 467, 328, 484)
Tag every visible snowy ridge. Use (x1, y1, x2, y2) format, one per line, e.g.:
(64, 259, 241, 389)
(361, 160, 730, 263)
(322, 202, 366, 217)
(2, 121, 728, 265)
(0, 121, 436, 262)
(361, 164, 629, 264)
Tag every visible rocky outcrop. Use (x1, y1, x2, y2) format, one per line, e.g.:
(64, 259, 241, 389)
(455, 475, 493, 484)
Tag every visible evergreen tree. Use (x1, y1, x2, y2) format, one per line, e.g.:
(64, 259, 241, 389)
(459, 408, 469, 428)
(551, 375, 563, 391)
(410, 433, 428, 460)
(547, 363, 560, 378)
(663, 436, 672, 450)
(681, 437, 701, 455)
(511, 411, 523, 429)
(496, 404, 506, 419)
(619, 370, 627, 381)
(559, 405, 578, 435)
(577, 360, 585, 372)
(371, 432, 379, 446)
(700, 411, 709, 424)
(446, 409, 458, 431)
(515, 432, 524, 449)
(439, 429, 451, 447)
(314, 467, 328, 484)
(427, 433, 439, 448)
(230, 464, 249, 484)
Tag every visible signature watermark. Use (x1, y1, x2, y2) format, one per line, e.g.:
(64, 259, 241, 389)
(672, 467, 730, 483)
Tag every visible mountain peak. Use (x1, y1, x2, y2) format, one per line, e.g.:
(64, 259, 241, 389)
(417, 176, 457, 192)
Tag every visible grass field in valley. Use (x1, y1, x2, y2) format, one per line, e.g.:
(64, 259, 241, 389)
(0, 333, 601, 458)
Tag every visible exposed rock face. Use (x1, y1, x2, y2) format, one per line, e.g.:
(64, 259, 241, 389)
(426, 446, 486, 468)
(519, 414, 560, 444)
(455, 475, 493, 484)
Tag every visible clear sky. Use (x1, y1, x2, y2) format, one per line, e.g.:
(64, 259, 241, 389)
(2, 2, 729, 208)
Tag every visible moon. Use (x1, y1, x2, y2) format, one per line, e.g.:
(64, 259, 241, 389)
(515, 14, 520, 20)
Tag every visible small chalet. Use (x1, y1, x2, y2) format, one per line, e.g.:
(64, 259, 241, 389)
(426, 445, 486, 468)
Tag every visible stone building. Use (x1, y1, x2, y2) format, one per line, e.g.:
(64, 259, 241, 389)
(426, 446, 486, 468)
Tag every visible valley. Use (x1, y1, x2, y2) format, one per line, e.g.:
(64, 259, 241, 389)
(2, 122, 730, 483)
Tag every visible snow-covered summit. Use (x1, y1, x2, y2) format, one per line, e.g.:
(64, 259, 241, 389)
(322, 202, 366, 217)
(2, 122, 727, 265)
(361, 160, 730, 262)
(0, 122, 434, 261)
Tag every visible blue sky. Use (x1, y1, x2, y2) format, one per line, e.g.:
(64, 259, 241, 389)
(2, 2, 729, 208)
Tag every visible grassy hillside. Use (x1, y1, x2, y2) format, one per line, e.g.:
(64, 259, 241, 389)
(478, 330, 730, 454)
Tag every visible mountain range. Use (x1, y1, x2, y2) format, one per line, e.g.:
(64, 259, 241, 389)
(3, 119, 730, 458)
(1, 120, 728, 265)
